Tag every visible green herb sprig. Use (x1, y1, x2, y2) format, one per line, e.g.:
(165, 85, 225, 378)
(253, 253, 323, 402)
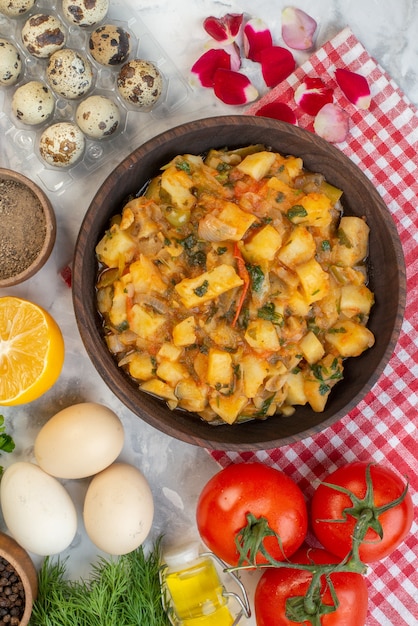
(30, 539, 170, 626)
(0, 415, 15, 476)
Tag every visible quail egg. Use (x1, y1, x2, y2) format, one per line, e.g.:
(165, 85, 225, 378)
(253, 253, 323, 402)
(0, 0, 35, 18)
(89, 24, 131, 67)
(76, 94, 121, 139)
(39, 122, 85, 167)
(47, 48, 93, 99)
(117, 59, 163, 108)
(21, 14, 66, 59)
(12, 81, 54, 125)
(62, 0, 109, 27)
(0, 38, 22, 86)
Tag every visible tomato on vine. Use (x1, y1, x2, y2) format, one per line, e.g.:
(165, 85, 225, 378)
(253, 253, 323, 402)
(196, 462, 308, 566)
(311, 462, 413, 562)
(254, 546, 369, 626)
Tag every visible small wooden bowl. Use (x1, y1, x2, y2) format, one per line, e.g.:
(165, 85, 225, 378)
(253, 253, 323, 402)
(73, 116, 406, 450)
(0, 531, 38, 626)
(0, 169, 56, 288)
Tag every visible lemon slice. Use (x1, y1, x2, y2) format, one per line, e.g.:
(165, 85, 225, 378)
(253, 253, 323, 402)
(0, 296, 65, 406)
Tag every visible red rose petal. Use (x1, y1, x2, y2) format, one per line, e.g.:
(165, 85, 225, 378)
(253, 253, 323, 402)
(335, 68, 371, 109)
(294, 77, 334, 115)
(213, 68, 258, 105)
(314, 103, 350, 143)
(191, 48, 231, 87)
(259, 46, 296, 88)
(255, 101, 297, 124)
(224, 42, 242, 71)
(203, 13, 243, 44)
(281, 7, 317, 50)
(243, 18, 273, 62)
(59, 264, 72, 288)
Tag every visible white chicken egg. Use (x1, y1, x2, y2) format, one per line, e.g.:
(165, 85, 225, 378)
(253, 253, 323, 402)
(12, 80, 54, 125)
(0, 0, 34, 18)
(83, 462, 154, 555)
(117, 59, 163, 108)
(89, 24, 131, 67)
(21, 14, 66, 59)
(39, 121, 85, 167)
(76, 94, 121, 139)
(34, 401, 124, 478)
(0, 38, 22, 86)
(0, 461, 77, 556)
(62, 0, 109, 27)
(47, 48, 93, 99)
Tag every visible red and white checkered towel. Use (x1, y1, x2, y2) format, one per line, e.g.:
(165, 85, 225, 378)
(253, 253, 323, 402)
(210, 28, 418, 626)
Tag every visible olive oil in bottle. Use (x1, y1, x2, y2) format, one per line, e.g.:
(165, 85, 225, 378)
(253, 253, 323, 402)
(162, 543, 234, 625)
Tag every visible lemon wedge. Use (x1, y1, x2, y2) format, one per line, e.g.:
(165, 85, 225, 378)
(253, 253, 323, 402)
(0, 296, 64, 406)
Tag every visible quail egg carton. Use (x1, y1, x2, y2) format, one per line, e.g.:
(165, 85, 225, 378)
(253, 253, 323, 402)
(0, 0, 190, 194)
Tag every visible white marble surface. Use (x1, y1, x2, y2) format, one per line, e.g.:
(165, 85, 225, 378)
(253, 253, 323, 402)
(0, 0, 417, 623)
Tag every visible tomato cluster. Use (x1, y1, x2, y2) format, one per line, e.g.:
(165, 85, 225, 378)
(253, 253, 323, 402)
(196, 461, 413, 626)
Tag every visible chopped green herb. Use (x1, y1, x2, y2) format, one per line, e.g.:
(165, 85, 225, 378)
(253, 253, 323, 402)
(337, 228, 353, 248)
(319, 382, 331, 396)
(321, 240, 331, 251)
(216, 246, 228, 255)
(116, 320, 129, 332)
(247, 264, 264, 292)
(287, 205, 308, 221)
(258, 303, 284, 325)
(275, 191, 286, 203)
(194, 280, 209, 297)
(176, 161, 191, 174)
(327, 327, 347, 334)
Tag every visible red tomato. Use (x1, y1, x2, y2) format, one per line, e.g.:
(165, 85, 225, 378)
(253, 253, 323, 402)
(254, 547, 368, 626)
(311, 462, 413, 562)
(196, 462, 308, 566)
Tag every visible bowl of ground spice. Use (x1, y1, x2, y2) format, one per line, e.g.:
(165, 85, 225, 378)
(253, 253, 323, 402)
(0, 532, 38, 625)
(0, 169, 56, 288)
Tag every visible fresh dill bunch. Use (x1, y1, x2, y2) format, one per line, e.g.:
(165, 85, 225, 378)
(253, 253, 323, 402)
(29, 538, 170, 626)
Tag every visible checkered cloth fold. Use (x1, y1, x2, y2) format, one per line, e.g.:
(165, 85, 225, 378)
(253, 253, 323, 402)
(210, 28, 418, 626)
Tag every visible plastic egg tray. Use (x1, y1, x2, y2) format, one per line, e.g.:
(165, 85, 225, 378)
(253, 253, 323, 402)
(0, 0, 190, 194)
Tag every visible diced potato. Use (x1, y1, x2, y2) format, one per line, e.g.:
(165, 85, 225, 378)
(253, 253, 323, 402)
(295, 258, 330, 304)
(128, 304, 166, 340)
(209, 391, 249, 424)
(285, 370, 307, 405)
(266, 177, 303, 210)
(156, 359, 189, 385)
(175, 378, 208, 413)
(236, 151, 276, 181)
(241, 225, 282, 264)
(320, 181, 343, 205)
(331, 216, 370, 267)
(157, 342, 182, 361)
(109, 280, 129, 329)
(160, 165, 196, 210)
(284, 156, 303, 179)
(303, 378, 330, 412)
(288, 193, 332, 228)
(217, 201, 257, 240)
(172, 316, 196, 346)
(287, 291, 311, 317)
(299, 331, 325, 364)
(130, 254, 167, 294)
(128, 353, 155, 381)
(207, 348, 233, 387)
(175, 264, 243, 308)
(277, 225, 316, 267)
(325, 320, 375, 357)
(140, 378, 177, 403)
(241, 354, 270, 398)
(95, 224, 136, 269)
(340, 284, 374, 318)
(193, 351, 208, 382)
(244, 319, 281, 351)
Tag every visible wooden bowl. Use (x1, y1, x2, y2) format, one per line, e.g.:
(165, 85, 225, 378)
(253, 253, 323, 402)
(0, 531, 38, 626)
(0, 169, 56, 288)
(72, 116, 406, 450)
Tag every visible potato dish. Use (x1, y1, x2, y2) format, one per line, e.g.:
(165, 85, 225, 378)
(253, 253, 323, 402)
(95, 145, 375, 425)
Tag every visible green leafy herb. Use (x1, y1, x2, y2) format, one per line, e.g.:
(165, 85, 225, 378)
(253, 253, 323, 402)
(176, 160, 191, 174)
(321, 240, 331, 251)
(194, 280, 209, 297)
(257, 303, 284, 325)
(337, 228, 352, 248)
(287, 205, 308, 221)
(216, 246, 228, 255)
(30, 539, 170, 626)
(0, 415, 15, 476)
(247, 264, 264, 292)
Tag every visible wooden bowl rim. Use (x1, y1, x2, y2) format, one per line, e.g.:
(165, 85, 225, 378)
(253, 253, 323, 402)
(0, 168, 56, 288)
(0, 531, 38, 625)
(73, 115, 406, 450)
